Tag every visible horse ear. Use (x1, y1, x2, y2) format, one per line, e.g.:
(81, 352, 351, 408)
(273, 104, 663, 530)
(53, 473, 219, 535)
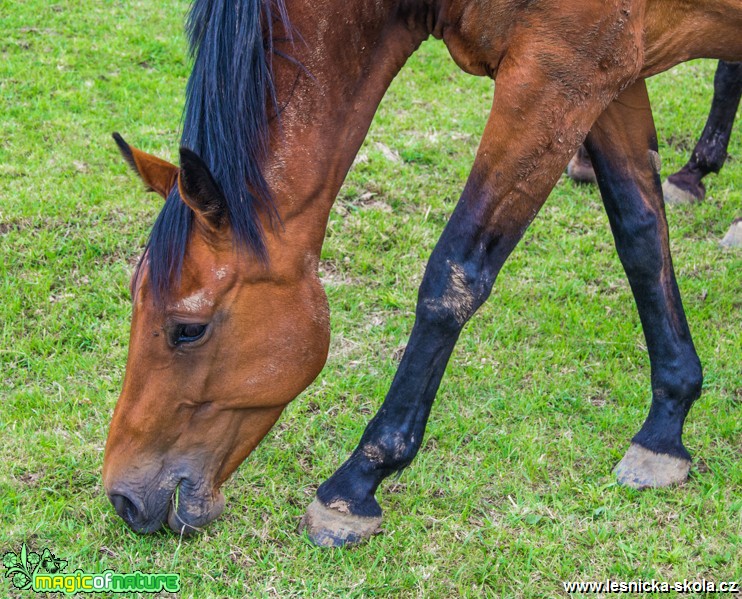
(112, 133, 178, 199)
(177, 147, 228, 230)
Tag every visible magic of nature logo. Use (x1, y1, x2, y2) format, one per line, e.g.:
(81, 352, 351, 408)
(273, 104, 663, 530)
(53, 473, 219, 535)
(3, 543, 180, 594)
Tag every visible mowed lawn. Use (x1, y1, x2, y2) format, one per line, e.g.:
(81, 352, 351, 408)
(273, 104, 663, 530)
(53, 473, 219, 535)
(1, 1, 740, 597)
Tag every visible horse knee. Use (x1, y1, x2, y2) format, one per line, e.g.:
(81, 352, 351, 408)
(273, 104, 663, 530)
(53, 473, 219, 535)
(416, 259, 490, 330)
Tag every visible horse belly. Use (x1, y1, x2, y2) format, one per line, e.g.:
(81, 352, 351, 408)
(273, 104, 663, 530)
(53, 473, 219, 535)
(642, 0, 742, 76)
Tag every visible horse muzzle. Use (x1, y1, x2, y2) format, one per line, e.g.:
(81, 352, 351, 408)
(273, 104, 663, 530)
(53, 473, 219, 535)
(106, 476, 225, 535)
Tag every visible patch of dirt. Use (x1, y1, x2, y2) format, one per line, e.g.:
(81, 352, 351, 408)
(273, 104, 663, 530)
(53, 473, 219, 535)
(374, 142, 402, 163)
(589, 395, 607, 408)
(335, 184, 394, 216)
(327, 332, 361, 361)
(17, 471, 44, 486)
(318, 259, 360, 287)
(391, 344, 406, 362)
(694, 459, 711, 474)
(664, 134, 694, 153)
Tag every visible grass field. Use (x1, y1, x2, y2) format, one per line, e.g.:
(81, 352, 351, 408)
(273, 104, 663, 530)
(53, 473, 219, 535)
(1, 1, 740, 597)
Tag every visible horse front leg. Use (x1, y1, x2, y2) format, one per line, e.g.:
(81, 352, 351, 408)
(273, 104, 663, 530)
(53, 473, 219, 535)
(302, 210, 498, 546)
(584, 80, 703, 488)
(300, 52, 630, 546)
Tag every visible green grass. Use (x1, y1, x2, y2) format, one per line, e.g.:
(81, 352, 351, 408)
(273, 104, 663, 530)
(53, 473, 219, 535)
(1, 1, 740, 597)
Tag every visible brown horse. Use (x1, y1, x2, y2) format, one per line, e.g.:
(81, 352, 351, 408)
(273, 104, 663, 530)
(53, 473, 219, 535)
(103, 0, 742, 545)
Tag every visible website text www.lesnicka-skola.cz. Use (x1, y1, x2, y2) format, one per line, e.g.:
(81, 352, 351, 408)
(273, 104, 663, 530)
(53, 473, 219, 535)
(562, 579, 739, 594)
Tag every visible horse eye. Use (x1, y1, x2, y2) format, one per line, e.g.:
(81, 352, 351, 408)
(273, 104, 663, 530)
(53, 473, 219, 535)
(174, 323, 207, 345)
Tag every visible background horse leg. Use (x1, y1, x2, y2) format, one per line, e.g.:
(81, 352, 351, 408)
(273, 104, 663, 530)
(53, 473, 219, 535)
(663, 61, 742, 205)
(584, 80, 703, 489)
(301, 48, 636, 546)
(567, 144, 598, 184)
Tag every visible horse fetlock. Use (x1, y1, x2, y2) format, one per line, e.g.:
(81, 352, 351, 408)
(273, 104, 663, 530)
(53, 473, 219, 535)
(360, 431, 416, 471)
(654, 361, 703, 406)
(663, 167, 706, 204)
(614, 443, 691, 489)
(299, 498, 383, 547)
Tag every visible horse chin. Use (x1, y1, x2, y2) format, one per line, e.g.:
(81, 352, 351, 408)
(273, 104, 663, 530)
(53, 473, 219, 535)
(166, 489, 225, 535)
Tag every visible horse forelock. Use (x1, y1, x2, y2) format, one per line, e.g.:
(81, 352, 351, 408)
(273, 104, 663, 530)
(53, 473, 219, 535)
(145, 0, 292, 305)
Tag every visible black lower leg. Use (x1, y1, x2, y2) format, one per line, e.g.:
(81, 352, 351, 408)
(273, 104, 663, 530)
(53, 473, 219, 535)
(690, 61, 742, 175)
(666, 61, 742, 200)
(300, 218, 517, 545)
(315, 319, 459, 518)
(316, 213, 512, 517)
(585, 82, 703, 472)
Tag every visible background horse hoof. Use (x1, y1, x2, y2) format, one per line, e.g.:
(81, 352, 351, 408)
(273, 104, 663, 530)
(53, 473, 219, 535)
(662, 177, 705, 205)
(299, 498, 382, 547)
(719, 218, 742, 247)
(614, 443, 691, 489)
(566, 148, 597, 184)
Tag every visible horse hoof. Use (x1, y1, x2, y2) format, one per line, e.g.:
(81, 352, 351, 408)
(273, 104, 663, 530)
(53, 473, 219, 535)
(662, 179, 703, 204)
(299, 498, 382, 547)
(566, 153, 597, 185)
(719, 218, 742, 248)
(614, 443, 691, 489)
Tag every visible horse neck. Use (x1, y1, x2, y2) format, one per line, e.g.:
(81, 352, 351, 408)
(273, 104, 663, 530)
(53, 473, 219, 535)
(261, 0, 434, 271)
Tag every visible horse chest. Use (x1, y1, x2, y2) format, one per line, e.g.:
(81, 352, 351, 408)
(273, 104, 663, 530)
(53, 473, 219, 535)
(436, 0, 513, 77)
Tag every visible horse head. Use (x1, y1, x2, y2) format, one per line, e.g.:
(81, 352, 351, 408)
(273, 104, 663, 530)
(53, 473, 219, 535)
(103, 135, 329, 533)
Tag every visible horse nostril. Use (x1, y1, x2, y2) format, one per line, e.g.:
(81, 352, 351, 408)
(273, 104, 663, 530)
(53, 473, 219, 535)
(109, 493, 141, 525)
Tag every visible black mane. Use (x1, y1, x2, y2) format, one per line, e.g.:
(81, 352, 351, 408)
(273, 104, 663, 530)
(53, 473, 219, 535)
(146, 0, 290, 303)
